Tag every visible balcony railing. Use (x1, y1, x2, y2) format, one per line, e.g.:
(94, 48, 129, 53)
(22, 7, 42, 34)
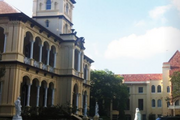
(168, 105, 180, 109)
(24, 57, 31, 65)
(23, 57, 55, 73)
(42, 64, 48, 71)
(33, 60, 40, 68)
(49, 66, 54, 73)
(75, 70, 79, 76)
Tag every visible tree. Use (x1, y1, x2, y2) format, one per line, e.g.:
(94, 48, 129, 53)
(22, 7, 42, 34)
(90, 69, 129, 120)
(166, 71, 180, 101)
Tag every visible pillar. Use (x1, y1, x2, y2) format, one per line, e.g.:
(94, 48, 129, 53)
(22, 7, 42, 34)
(39, 45, 43, 62)
(47, 49, 50, 65)
(53, 53, 57, 68)
(51, 88, 55, 106)
(26, 84, 31, 106)
(30, 41, 34, 59)
(76, 93, 79, 114)
(36, 86, 40, 107)
(78, 52, 81, 72)
(3, 34, 7, 53)
(44, 87, 48, 107)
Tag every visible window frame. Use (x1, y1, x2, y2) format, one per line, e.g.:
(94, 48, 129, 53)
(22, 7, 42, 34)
(46, 0, 51, 10)
(157, 99, 162, 107)
(152, 99, 155, 107)
(151, 85, 155, 93)
(157, 85, 161, 93)
(138, 87, 143, 93)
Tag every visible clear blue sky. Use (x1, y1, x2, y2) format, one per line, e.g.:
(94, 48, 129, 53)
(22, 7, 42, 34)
(5, 0, 180, 74)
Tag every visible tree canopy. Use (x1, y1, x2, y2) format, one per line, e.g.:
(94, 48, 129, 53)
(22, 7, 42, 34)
(89, 69, 129, 120)
(169, 71, 180, 100)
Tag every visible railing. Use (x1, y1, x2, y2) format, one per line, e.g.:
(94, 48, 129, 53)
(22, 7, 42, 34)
(24, 57, 31, 65)
(33, 60, 40, 68)
(24, 57, 55, 73)
(168, 105, 180, 109)
(42, 64, 48, 71)
(75, 70, 79, 76)
(49, 66, 54, 73)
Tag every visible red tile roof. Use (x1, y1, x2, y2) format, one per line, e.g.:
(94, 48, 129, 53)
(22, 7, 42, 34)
(120, 74, 162, 82)
(167, 51, 180, 76)
(0, 1, 20, 14)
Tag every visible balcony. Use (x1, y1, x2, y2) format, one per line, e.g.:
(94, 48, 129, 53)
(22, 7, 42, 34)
(33, 60, 40, 68)
(24, 57, 31, 65)
(24, 57, 55, 73)
(168, 105, 180, 109)
(42, 64, 48, 71)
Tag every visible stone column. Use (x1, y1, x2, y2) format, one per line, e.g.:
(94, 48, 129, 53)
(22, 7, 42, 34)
(86, 68, 88, 81)
(78, 51, 81, 72)
(39, 45, 43, 62)
(76, 93, 79, 114)
(30, 41, 34, 59)
(3, 34, 7, 53)
(53, 53, 57, 68)
(47, 49, 50, 65)
(36, 86, 40, 107)
(51, 88, 55, 106)
(44, 87, 48, 107)
(26, 84, 31, 106)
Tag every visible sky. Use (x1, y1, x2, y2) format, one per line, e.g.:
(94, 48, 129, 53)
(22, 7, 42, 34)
(4, 0, 180, 74)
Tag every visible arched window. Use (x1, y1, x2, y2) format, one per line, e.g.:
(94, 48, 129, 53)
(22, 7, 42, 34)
(157, 99, 161, 107)
(45, 20, 49, 27)
(152, 99, 155, 107)
(157, 85, 161, 93)
(46, 0, 51, 10)
(66, 3, 69, 14)
(64, 24, 68, 33)
(151, 85, 155, 93)
(175, 100, 179, 106)
(39, 3, 42, 10)
(167, 86, 170, 93)
(54, 2, 57, 10)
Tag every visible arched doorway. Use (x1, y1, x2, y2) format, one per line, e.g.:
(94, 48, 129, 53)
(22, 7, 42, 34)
(42, 42, 49, 65)
(49, 45, 56, 67)
(39, 80, 47, 107)
(82, 91, 87, 115)
(47, 82, 54, 107)
(20, 76, 31, 110)
(72, 84, 78, 113)
(23, 32, 33, 58)
(30, 79, 39, 107)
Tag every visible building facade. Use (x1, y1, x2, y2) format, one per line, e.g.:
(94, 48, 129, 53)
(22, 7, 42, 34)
(112, 51, 180, 120)
(0, 0, 93, 118)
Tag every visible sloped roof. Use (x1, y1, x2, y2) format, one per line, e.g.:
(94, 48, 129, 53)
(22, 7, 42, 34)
(167, 50, 180, 76)
(120, 74, 162, 82)
(0, 1, 21, 14)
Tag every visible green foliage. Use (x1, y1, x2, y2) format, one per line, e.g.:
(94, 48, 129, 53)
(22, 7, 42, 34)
(166, 71, 180, 101)
(90, 69, 129, 119)
(0, 68, 5, 79)
(22, 103, 77, 120)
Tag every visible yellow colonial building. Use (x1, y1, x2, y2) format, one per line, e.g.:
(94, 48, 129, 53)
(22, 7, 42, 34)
(0, 0, 93, 118)
(112, 51, 180, 120)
